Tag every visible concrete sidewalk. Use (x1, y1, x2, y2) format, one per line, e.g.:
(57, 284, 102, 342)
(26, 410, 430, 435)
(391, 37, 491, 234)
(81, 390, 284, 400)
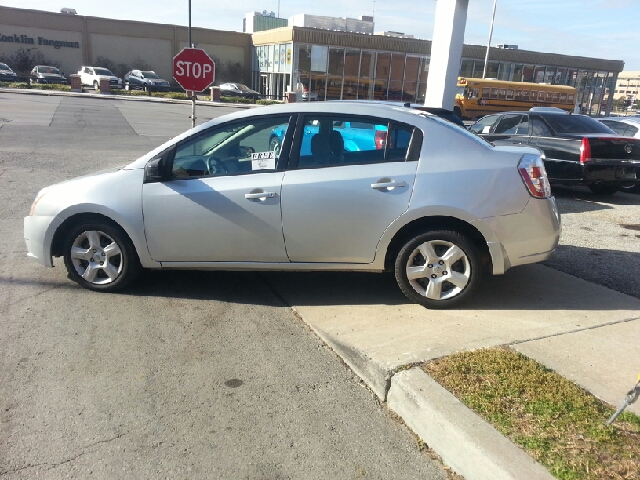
(266, 264, 640, 480)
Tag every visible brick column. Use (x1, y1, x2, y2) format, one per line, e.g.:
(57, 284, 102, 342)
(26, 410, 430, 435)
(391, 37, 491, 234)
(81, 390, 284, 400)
(99, 78, 111, 94)
(285, 92, 296, 103)
(210, 86, 220, 102)
(69, 75, 82, 93)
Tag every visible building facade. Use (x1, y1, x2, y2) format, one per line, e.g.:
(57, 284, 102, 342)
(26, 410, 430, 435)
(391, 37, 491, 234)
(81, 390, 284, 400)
(613, 71, 640, 103)
(0, 6, 253, 86)
(252, 26, 623, 116)
(0, 6, 624, 116)
(243, 12, 287, 34)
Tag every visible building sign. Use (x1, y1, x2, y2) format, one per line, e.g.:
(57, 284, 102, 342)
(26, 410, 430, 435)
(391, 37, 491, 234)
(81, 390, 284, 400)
(255, 43, 292, 74)
(0, 32, 79, 49)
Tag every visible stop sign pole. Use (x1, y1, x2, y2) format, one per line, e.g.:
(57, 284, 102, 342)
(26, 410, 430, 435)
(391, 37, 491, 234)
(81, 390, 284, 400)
(173, 48, 216, 128)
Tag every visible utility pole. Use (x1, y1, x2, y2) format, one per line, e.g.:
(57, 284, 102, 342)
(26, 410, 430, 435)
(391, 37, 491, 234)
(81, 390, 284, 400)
(482, 0, 497, 79)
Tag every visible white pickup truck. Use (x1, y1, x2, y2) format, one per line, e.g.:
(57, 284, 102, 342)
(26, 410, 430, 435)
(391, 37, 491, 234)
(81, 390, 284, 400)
(78, 66, 123, 90)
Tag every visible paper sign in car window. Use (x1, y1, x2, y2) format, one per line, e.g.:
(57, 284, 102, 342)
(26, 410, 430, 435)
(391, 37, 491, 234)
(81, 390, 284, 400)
(251, 151, 276, 170)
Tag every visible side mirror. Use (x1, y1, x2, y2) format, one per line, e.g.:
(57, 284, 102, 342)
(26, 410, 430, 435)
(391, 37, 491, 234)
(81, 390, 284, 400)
(144, 157, 164, 183)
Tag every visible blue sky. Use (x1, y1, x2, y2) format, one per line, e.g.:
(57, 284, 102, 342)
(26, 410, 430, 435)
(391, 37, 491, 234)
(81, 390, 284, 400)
(8, 0, 640, 70)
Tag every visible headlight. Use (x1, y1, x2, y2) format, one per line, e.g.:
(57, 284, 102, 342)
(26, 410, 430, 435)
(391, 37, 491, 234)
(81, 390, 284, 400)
(29, 191, 48, 215)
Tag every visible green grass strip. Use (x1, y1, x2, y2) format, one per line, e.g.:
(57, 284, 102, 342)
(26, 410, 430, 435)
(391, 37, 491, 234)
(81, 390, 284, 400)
(424, 348, 640, 479)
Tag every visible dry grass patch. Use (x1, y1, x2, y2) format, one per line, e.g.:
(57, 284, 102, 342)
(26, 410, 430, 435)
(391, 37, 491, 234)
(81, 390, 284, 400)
(424, 348, 640, 480)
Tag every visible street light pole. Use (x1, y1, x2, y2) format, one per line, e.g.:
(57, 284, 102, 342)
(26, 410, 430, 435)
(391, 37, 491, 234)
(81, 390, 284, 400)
(188, 0, 195, 128)
(188, 0, 192, 48)
(482, 0, 497, 79)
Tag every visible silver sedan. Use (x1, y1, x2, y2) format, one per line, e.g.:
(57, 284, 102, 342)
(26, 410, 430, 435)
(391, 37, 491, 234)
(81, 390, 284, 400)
(24, 102, 560, 308)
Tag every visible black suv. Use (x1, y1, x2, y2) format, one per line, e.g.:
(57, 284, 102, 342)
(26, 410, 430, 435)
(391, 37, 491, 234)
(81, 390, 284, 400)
(30, 65, 68, 85)
(123, 70, 170, 92)
(470, 108, 640, 195)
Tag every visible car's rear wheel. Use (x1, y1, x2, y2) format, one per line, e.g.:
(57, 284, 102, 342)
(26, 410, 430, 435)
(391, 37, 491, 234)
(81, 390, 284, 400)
(588, 184, 618, 195)
(618, 182, 640, 194)
(63, 221, 141, 292)
(395, 230, 481, 309)
(124, 83, 130, 91)
(93, 80, 99, 91)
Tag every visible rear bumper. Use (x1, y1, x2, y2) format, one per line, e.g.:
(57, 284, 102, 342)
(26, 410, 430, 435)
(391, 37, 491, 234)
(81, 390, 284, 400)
(483, 197, 561, 272)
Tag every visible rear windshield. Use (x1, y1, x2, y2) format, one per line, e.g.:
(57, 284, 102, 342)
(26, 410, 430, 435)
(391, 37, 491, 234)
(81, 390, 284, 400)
(541, 114, 614, 134)
(0, 63, 11, 71)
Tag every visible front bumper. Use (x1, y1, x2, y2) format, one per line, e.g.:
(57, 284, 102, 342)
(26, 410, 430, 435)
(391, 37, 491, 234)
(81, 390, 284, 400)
(24, 214, 63, 268)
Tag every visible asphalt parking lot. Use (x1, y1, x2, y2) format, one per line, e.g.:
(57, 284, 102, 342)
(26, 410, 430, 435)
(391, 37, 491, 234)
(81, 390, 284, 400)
(1, 91, 639, 479)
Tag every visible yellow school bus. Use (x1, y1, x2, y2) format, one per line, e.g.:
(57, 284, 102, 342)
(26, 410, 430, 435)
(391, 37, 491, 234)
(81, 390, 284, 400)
(454, 77, 577, 119)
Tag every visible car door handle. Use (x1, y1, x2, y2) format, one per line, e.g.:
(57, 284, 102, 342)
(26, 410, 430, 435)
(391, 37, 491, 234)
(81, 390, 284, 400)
(371, 180, 407, 190)
(245, 191, 277, 199)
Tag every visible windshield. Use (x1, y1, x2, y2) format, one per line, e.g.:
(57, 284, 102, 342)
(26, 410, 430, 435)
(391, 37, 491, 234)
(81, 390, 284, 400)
(141, 71, 160, 79)
(455, 86, 465, 97)
(38, 66, 61, 74)
(542, 115, 614, 134)
(0, 63, 11, 71)
(94, 68, 114, 76)
(236, 84, 252, 91)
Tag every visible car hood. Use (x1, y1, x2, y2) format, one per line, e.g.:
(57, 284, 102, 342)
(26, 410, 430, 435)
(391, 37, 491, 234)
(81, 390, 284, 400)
(95, 75, 120, 81)
(39, 166, 126, 194)
(38, 73, 65, 79)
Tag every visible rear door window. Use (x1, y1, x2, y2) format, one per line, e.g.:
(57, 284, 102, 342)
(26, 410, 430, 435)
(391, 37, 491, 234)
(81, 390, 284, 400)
(494, 114, 525, 135)
(469, 115, 501, 134)
(292, 115, 420, 168)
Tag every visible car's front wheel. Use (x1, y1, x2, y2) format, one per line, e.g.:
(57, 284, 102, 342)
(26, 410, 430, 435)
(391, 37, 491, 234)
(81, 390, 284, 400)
(395, 230, 481, 309)
(269, 136, 282, 155)
(63, 221, 141, 292)
(588, 184, 618, 195)
(93, 80, 99, 91)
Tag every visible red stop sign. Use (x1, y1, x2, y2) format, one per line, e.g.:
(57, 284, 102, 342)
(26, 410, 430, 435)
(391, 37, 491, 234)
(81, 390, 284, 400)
(173, 48, 215, 92)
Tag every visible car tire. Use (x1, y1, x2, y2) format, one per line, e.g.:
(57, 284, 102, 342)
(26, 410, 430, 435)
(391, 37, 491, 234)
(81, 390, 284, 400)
(618, 183, 640, 194)
(63, 220, 141, 292)
(588, 184, 618, 195)
(395, 230, 481, 309)
(269, 136, 282, 155)
(93, 81, 99, 91)
(124, 83, 130, 91)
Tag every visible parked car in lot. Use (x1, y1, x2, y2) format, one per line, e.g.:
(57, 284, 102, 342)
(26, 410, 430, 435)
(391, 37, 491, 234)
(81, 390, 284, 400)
(219, 83, 261, 100)
(469, 108, 640, 195)
(598, 116, 640, 139)
(24, 103, 560, 308)
(597, 116, 640, 193)
(301, 87, 318, 101)
(78, 66, 123, 90)
(30, 65, 68, 85)
(123, 70, 170, 92)
(0, 62, 18, 82)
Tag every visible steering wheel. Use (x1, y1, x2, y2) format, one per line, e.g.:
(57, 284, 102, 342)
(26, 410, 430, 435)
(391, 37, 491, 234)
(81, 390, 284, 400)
(207, 156, 229, 175)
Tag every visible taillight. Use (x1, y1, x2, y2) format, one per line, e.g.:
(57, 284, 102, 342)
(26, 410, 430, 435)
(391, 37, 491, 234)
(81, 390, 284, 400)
(375, 130, 387, 150)
(580, 137, 591, 164)
(518, 154, 551, 199)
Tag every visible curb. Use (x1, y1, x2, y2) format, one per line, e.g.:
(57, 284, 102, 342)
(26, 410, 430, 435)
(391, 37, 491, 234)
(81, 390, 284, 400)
(0, 87, 261, 108)
(301, 318, 556, 480)
(387, 368, 554, 480)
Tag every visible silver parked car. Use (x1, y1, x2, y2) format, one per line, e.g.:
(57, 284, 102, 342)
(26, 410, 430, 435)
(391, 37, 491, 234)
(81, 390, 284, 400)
(24, 103, 560, 308)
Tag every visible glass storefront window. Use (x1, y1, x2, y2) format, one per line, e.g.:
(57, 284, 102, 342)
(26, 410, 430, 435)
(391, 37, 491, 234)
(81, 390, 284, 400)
(544, 67, 556, 84)
(486, 61, 499, 79)
(555, 68, 567, 85)
(343, 77, 358, 100)
(359, 51, 375, 99)
(344, 49, 360, 78)
(534, 66, 545, 83)
(376, 52, 390, 80)
(523, 65, 534, 82)
(497, 62, 512, 81)
(460, 59, 474, 78)
(328, 47, 344, 76)
(389, 53, 405, 83)
(472, 60, 484, 78)
(512, 64, 524, 82)
(310, 45, 328, 73)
